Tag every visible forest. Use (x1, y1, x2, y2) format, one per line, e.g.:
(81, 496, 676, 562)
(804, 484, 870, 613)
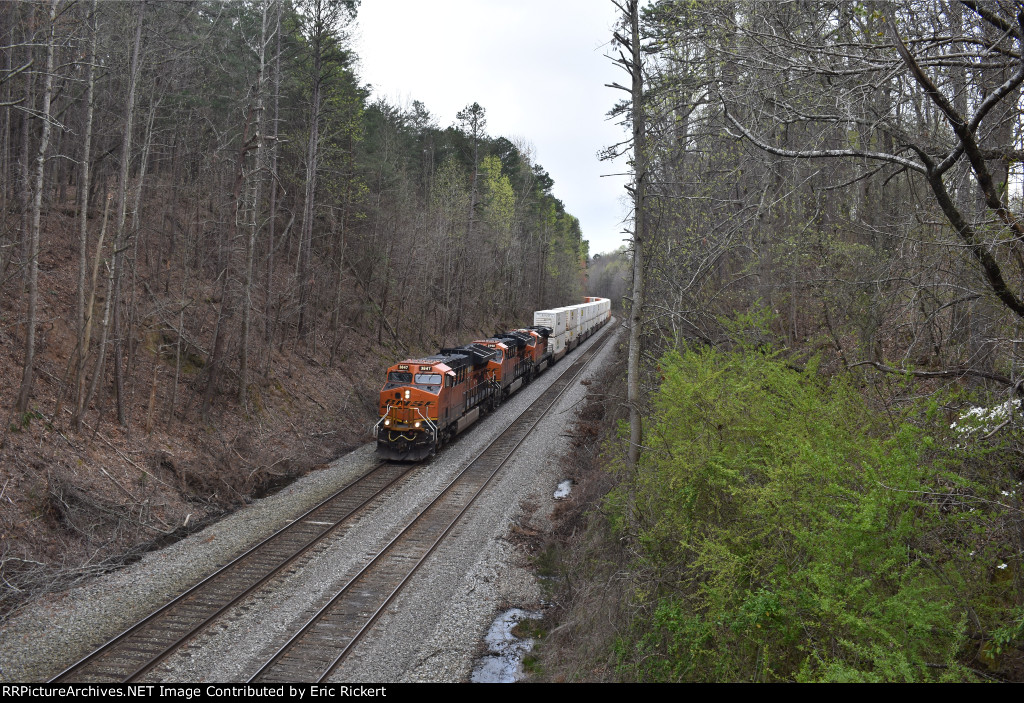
(534, 0, 1024, 683)
(0, 0, 588, 615)
(3, 0, 1024, 684)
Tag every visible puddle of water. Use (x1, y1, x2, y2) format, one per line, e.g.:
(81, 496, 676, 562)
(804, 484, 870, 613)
(553, 480, 573, 500)
(471, 608, 542, 683)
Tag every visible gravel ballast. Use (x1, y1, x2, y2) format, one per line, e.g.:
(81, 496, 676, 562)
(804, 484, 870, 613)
(0, 321, 621, 683)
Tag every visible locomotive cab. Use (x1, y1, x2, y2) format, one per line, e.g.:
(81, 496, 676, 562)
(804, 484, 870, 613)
(518, 326, 552, 374)
(475, 332, 533, 398)
(375, 345, 497, 461)
(375, 360, 445, 460)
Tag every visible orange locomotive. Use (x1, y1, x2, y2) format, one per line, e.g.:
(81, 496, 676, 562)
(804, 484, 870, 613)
(374, 296, 610, 461)
(473, 331, 532, 399)
(516, 327, 553, 376)
(374, 343, 498, 461)
(374, 327, 552, 461)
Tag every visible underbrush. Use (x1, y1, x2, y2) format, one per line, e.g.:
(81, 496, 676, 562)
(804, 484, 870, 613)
(605, 344, 1024, 681)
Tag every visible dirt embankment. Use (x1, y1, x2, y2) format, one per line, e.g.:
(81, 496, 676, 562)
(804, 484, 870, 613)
(522, 339, 632, 682)
(0, 208, 414, 618)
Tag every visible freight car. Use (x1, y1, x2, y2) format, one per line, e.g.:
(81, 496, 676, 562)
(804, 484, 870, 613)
(374, 298, 611, 461)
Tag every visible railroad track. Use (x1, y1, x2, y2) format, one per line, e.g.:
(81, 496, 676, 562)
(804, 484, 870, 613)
(51, 321, 612, 684)
(250, 323, 613, 682)
(51, 460, 417, 683)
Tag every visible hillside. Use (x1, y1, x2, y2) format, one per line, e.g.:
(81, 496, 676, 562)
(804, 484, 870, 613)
(0, 204, 391, 614)
(0, 0, 592, 617)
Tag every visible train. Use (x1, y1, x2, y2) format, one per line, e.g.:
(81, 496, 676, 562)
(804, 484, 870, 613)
(374, 297, 612, 460)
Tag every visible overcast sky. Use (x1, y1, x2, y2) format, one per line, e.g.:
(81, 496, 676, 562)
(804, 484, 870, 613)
(353, 0, 631, 256)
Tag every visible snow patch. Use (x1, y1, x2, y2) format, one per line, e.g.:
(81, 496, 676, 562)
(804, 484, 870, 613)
(553, 480, 573, 500)
(470, 608, 541, 683)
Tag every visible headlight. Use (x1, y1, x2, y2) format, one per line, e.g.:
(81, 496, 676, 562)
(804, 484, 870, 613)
(414, 421, 421, 428)
(384, 419, 390, 426)
(404, 390, 411, 399)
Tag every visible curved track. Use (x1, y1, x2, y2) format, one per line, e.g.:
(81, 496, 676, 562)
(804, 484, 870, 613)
(250, 323, 613, 682)
(51, 320, 612, 683)
(51, 461, 415, 683)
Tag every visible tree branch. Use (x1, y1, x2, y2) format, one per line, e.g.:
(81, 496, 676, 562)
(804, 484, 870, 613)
(848, 360, 1013, 387)
(722, 104, 927, 173)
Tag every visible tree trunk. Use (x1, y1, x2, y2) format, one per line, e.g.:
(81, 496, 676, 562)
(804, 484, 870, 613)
(16, 0, 59, 414)
(74, 195, 110, 430)
(17, 4, 34, 284)
(240, 0, 271, 405)
(621, 0, 647, 468)
(83, 211, 115, 420)
(74, 0, 98, 423)
(264, 0, 282, 355)
(1, 7, 12, 220)
(110, 0, 146, 427)
(204, 91, 256, 419)
(297, 67, 321, 339)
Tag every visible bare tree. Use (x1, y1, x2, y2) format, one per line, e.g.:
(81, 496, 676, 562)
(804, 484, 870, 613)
(16, 0, 59, 414)
(720, 2, 1024, 332)
(609, 0, 648, 467)
(296, 0, 356, 338)
(239, 0, 275, 405)
(73, 0, 99, 430)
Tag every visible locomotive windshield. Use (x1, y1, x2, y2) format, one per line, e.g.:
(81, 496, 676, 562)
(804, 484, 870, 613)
(383, 369, 441, 393)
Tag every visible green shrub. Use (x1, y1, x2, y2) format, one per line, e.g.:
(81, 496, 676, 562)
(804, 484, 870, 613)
(612, 345, 996, 681)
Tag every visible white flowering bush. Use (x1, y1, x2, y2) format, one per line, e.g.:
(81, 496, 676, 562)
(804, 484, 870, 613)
(950, 399, 1021, 437)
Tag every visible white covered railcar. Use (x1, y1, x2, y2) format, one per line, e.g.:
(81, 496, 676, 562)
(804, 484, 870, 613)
(534, 296, 611, 361)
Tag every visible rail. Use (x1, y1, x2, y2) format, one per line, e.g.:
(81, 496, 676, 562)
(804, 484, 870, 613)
(50, 461, 418, 683)
(249, 320, 615, 682)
